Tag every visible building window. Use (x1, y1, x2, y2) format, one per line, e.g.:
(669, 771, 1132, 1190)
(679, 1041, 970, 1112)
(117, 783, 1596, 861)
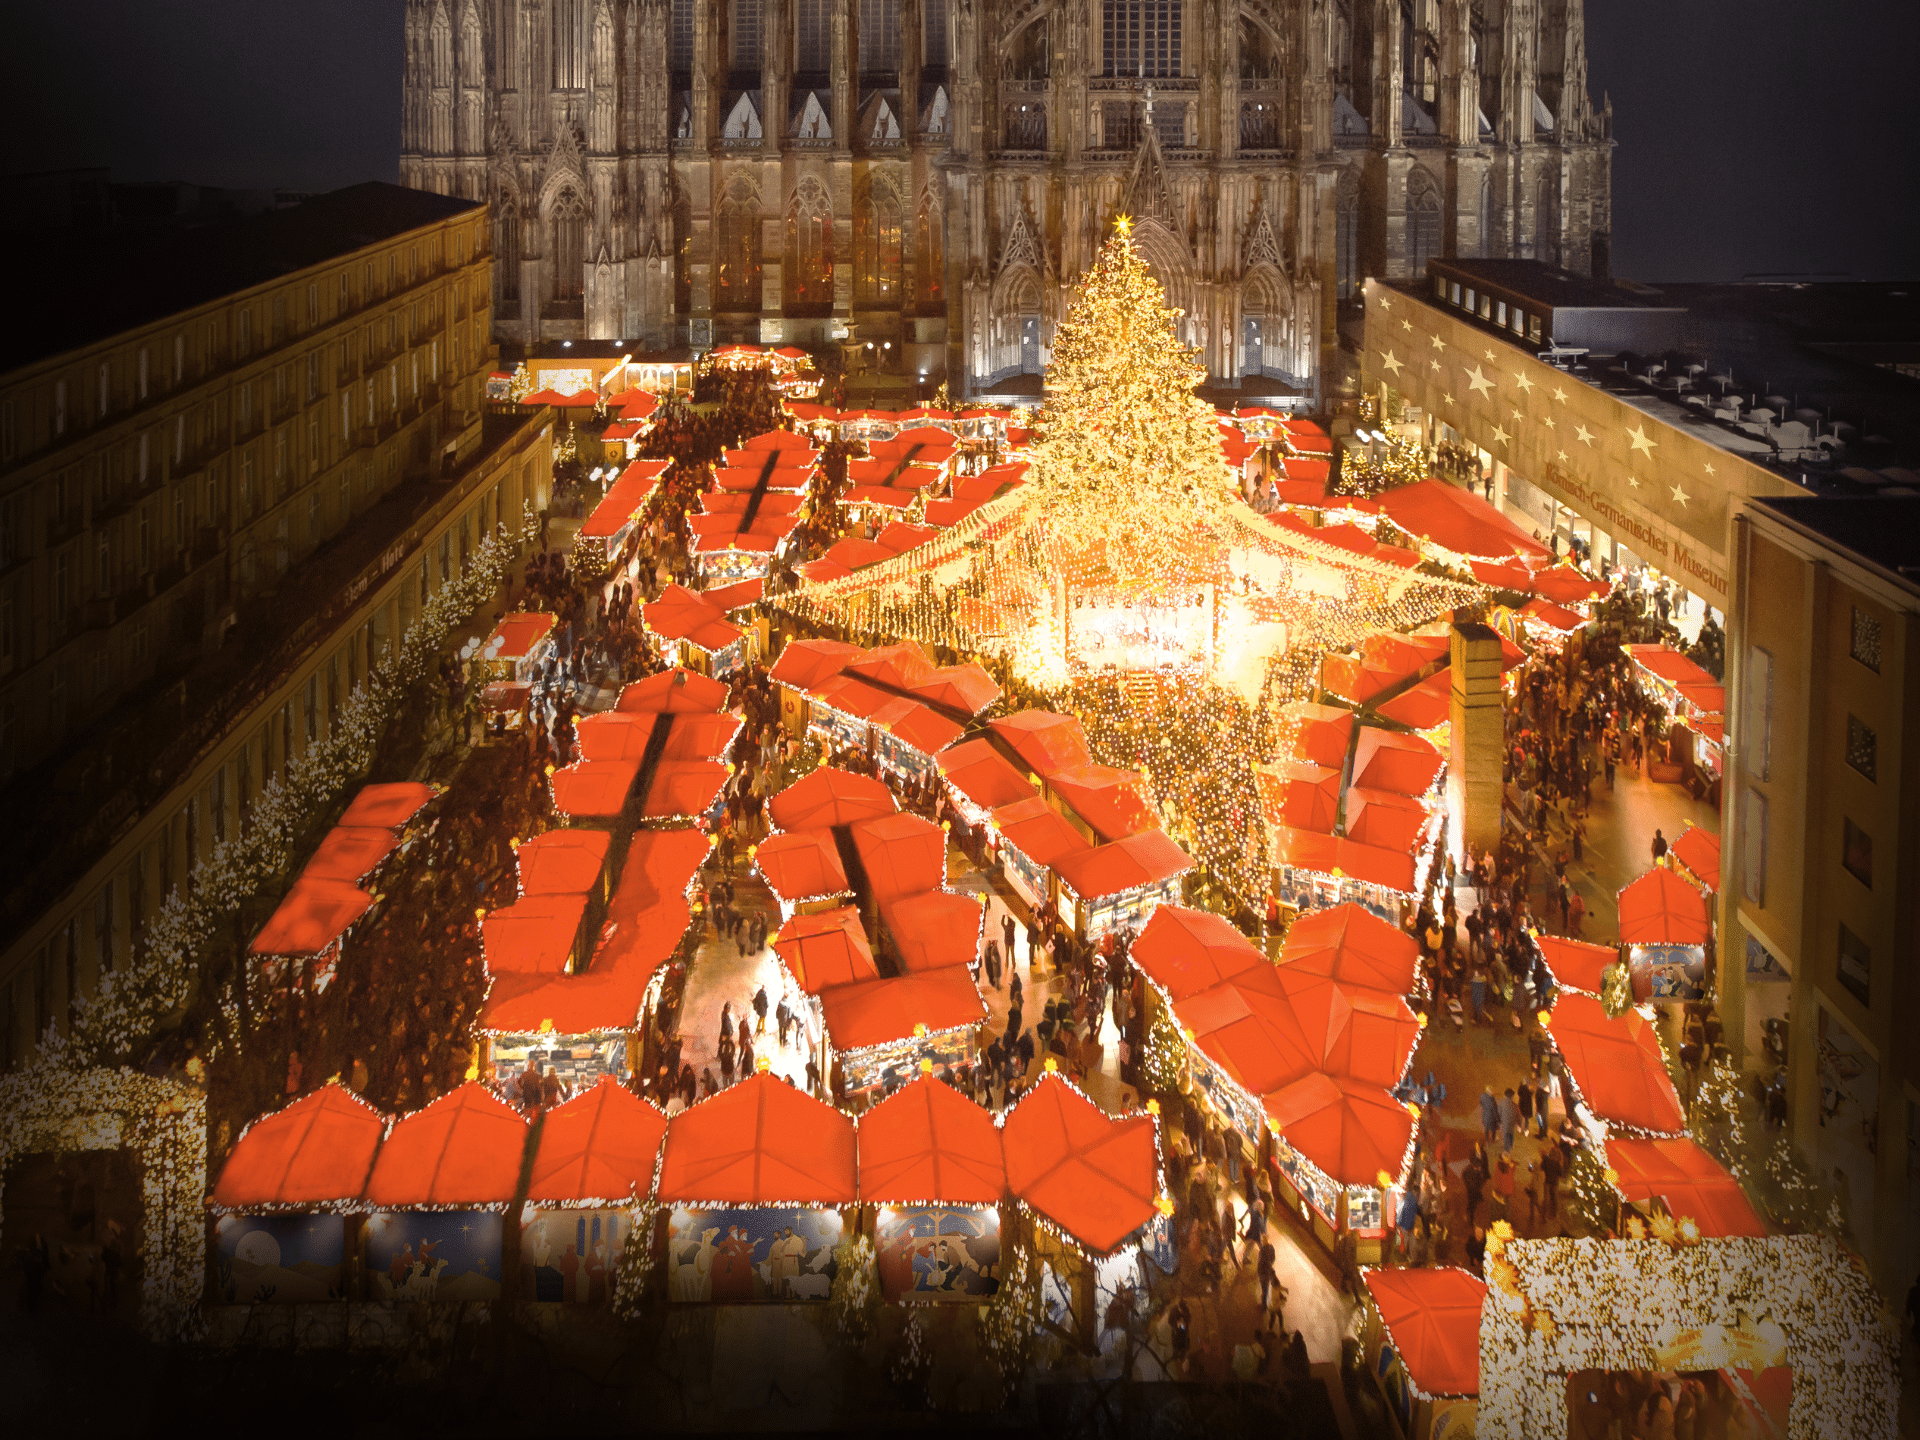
(1836, 923, 1871, 1007)
(238, 308, 253, 356)
(1845, 714, 1876, 781)
(669, 0, 693, 71)
(859, 0, 901, 73)
(715, 199, 763, 311)
(98, 362, 111, 417)
(1335, 190, 1359, 300)
(552, 192, 587, 301)
(730, 0, 762, 70)
(923, 0, 948, 67)
(54, 378, 67, 435)
(785, 181, 834, 309)
(854, 183, 903, 305)
(1850, 606, 1881, 672)
(1842, 817, 1872, 888)
(96, 881, 115, 974)
(1409, 189, 1442, 278)
(1102, 0, 1180, 78)
(1741, 787, 1766, 905)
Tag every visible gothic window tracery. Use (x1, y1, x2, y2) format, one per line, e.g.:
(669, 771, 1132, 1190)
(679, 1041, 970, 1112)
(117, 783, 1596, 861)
(731, 0, 763, 71)
(670, 0, 694, 72)
(1103, 1, 1180, 78)
(1335, 173, 1360, 299)
(715, 182, 763, 310)
(795, 0, 831, 72)
(915, 186, 944, 308)
(785, 180, 835, 311)
(854, 178, 903, 306)
(1407, 174, 1441, 277)
(924, 0, 949, 69)
(553, 0, 587, 89)
(860, 0, 902, 75)
(551, 190, 587, 300)
(1004, 17, 1048, 80)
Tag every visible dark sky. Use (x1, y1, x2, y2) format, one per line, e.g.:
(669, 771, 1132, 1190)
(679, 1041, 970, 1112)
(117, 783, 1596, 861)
(3, 0, 1915, 281)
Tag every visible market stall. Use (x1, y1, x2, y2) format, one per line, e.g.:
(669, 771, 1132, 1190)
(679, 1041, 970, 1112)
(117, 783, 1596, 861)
(1624, 644, 1726, 798)
(1359, 1265, 1485, 1440)
(753, 828, 851, 915)
(766, 766, 896, 832)
(1000, 1071, 1162, 1257)
(1277, 903, 1422, 996)
(879, 889, 984, 974)
(1545, 992, 1688, 1137)
(858, 1074, 1006, 1303)
(988, 796, 1093, 913)
(1601, 1136, 1766, 1240)
(641, 580, 760, 677)
(1530, 933, 1619, 998)
(937, 737, 1035, 826)
(249, 876, 373, 994)
(1051, 828, 1192, 941)
(1130, 903, 1265, 1003)
(1262, 1072, 1416, 1259)
(520, 1078, 669, 1303)
(575, 458, 669, 574)
(1617, 867, 1713, 1002)
(817, 966, 985, 1097)
(1668, 824, 1721, 895)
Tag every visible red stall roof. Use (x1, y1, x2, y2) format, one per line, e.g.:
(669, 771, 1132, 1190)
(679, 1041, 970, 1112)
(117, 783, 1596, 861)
(1131, 904, 1265, 1002)
(768, 767, 897, 831)
(337, 781, 437, 831)
(526, 1077, 669, 1206)
(754, 828, 849, 903)
(770, 638, 863, 690)
(550, 759, 640, 819)
(1046, 764, 1158, 843)
(250, 878, 373, 957)
(1377, 478, 1552, 561)
(1054, 830, 1192, 900)
(1276, 760, 1343, 833)
(1520, 597, 1587, 633)
(881, 891, 983, 973)
(844, 642, 936, 692)
(857, 1074, 1006, 1204)
(912, 664, 1002, 716)
(363, 1083, 530, 1209)
(642, 759, 729, 820)
(210, 1083, 386, 1211)
(1549, 993, 1687, 1136)
(1277, 909, 1410, 998)
(1668, 826, 1721, 892)
(514, 830, 611, 897)
(991, 797, 1093, 869)
(1001, 1074, 1160, 1255)
(481, 894, 588, 974)
(1362, 1266, 1487, 1398)
(1283, 703, 1356, 767)
(1271, 828, 1417, 895)
(939, 739, 1038, 814)
(658, 711, 744, 762)
(1533, 934, 1618, 995)
(1263, 1072, 1415, 1189)
(573, 711, 657, 762)
(1374, 672, 1453, 730)
(990, 710, 1093, 776)
(1343, 787, 1433, 853)
(1625, 644, 1719, 692)
(487, 612, 557, 660)
(870, 697, 964, 757)
(1351, 727, 1444, 796)
(818, 965, 986, 1051)
(616, 668, 730, 714)
(1280, 971, 1421, 1088)
(1617, 867, 1712, 946)
(1605, 1137, 1767, 1239)
(655, 1072, 857, 1207)
(644, 584, 744, 652)
(302, 826, 399, 884)
(774, 907, 880, 993)
(579, 460, 670, 539)
(1531, 564, 1610, 606)
(850, 812, 948, 901)
(1180, 968, 1321, 1096)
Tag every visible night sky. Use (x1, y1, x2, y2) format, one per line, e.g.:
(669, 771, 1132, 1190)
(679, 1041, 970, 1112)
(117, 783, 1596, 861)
(3, 0, 1914, 281)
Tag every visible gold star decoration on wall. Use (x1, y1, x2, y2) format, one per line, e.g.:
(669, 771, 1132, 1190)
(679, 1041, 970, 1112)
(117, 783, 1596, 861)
(1627, 423, 1658, 458)
(1466, 366, 1495, 397)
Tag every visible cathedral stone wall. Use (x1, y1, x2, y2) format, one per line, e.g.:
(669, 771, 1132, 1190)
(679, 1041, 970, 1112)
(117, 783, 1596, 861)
(400, 0, 1610, 401)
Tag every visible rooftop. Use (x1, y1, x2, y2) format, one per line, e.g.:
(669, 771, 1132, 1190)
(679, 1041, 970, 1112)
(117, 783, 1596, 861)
(1750, 495, 1920, 594)
(1427, 257, 1672, 313)
(1, 181, 481, 374)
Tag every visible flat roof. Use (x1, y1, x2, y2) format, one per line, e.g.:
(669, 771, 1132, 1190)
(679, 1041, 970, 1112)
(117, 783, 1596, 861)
(1751, 495, 1920, 593)
(1427, 258, 1672, 313)
(2, 181, 482, 374)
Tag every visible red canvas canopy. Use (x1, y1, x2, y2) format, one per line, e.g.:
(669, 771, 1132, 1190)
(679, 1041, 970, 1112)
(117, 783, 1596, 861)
(1263, 1071, 1414, 1188)
(1046, 765, 1158, 843)
(338, 781, 436, 830)
(514, 830, 611, 897)
(1279, 904, 1421, 995)
(1605, 1137, 1766, 1238)
(774, 907, 880, 993)
(991, 797, 1092, 869)
(526, 1077, 669, 1206)
(1549, 993, 1687, 1135)
(1001, 1074, 1160, 1255)
(1272, 827, 1417, 895)
(755, 828, 849, 902)
(617, 667, 730, 714)
(579, 460, 670, 539)
(659, 713, 743, 761)
(769, 768, 896, 831)
(990, 711, 1092, 776)
(1668, 826, 1721, 892)
(1054, 830, 1192, 900)
(1626, 644, 1720, 692)
(210, 1083, 385, 1210)
(1533, 934, 1618, 995)
(487, 612, 557, 660)
(573, 711, 658, 762)
(1617, 867, 1712, 945)
(939, 739, 1037, 814)
(644, 584, 744, 652)
(844, 642, 937, 692)
(642, 760, 729, 820)
(1284, 703, 1356, 767)
(770, 638, 862, 690)
(1342, 787, 1432, 853)
(1131, 904, 1264, 1002)
(1378, 478, 1552, 561)
(1321, 653, 1402, 705)
(550, 759, 640, 819)
(1351, 727, 1443, 796)
(857, 1074, 1005, 1204)
(302, 826, 399, 884)
(818, 965, 985, 1050)
(251, 878, 373, 957)
(655, 1072, 857, 1206)
(1520, 597, 1587, 633)
(881, 891, 983, 972)
(1373, 671, 1452, 730)
(1531, 564, 1610, 606)
(482, 894, 588, 974)
(911, 663, 1002, 716)
(1362, 1266, 1486, 1397)
(523, 387, 597, 407)
(850, 812, 948, 901)
(1180, 967, 1321, 1095)
(1277, 760, 1343, 832)
(870, 697, 964, 756)
(1361, 630, 1451, 673)
(363, 1083, 530, 1209)
(1279, 971, 1421, 1088)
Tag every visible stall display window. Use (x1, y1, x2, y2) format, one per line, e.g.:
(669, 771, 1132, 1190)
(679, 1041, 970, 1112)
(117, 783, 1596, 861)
(1002, 843, 1047, 908)
(1346, 1185, 1386, 1233)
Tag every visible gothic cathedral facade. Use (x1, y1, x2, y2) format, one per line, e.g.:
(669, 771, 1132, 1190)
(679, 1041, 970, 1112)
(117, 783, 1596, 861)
(399, 0, 1610, 401)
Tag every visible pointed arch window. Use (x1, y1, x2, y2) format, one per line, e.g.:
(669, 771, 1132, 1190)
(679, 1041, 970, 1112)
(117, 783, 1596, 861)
(785, 183, 835, 311)
(854, 183, 903, 306)
(498, 202, 521, 302)
(552, 191, 587, 301)
(716, 194, 763, 310)
(1335, 185, 1360, 299)
(1103, 1, 1180, 79)
(552, 0, 586, 89)
(860, 0, 901, 75)
(1408, 184, 1442, 278)
(923, 0, 948, 68)
(916, 189, 944, 308)
(796, 0, 831, 72)
(430, 9, 453, 86)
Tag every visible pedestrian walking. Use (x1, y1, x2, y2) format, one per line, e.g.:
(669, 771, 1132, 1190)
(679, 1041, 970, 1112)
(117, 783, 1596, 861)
(1651, 828, 1668, 863)
(1497, 1088, 1518, 1154)
(1479, 1085, 1499, 1143)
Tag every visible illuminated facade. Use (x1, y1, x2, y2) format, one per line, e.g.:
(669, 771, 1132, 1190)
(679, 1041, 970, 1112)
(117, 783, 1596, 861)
(398, 0, 1612, 396)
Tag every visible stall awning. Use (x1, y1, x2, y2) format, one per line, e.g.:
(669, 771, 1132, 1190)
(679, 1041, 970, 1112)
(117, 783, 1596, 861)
(1131, 904, 1265, 1003)
(990, 710, 1093, 776)
(881, 891, 983, 973)
(1272, 827, 1417, 896)
(514, 830, 612, 897)
(250, 878, 373, 957)
(363, 1083, 531, 1209)
(1351, 727, 1444, 797)
(337, 781, 437, 831)
(1180, 967, 1321, 1096)
(659, 712, 744, 761)
(210, 1083, 386, 1211)
(850, 812, 948, 901)
(1668, 826, 1721, 892)
(1377, 478, 1552, 561)
(770, 638, 863, 690)
(843, 642, 937, 692)
(911, 664, 1002, 716)
(1282, 703, 1356, 768)
(1263, 1071, 1415, 1189)
(1000, 1073, 1160, 1255)
(1045, 764, 1158, 843)
(1272, 760, 1343, 832)
(939, 739, 1038, 814)
(1531, 563, 1610, 606)
(482, 894, 588, 974)
(818, 965, 986, 1051)
(643, 583, 744, 651)
(550, 759, 640, 819)
(1533, 934, 1619, 996)
(616, 667, 730, 714)
(774, 907, 880, 993)
(991, 796, 1093, 870)
(1373, 672, 1452, 730)
(768, 767, 897, 831)
(754, 828, 849, 903)
(573, 711, 658, 762)
(1361, 1266, 1487, 1398)
(302, 826, 399, 885)
(870, 696, 964, 757)
(579, 459, 670, 539)
(1548, 993, 1687, 1136)
(487, 612, 557, 661)
(1617, 867, 1712, 945)
(1280, 970, 1421, 1089)
(1054, 830, 1192, 901)
(1605, 1137, 1766, 1238)
(1278, 904, 1421, 996)
(655, 1072, 857, 1207)
(1520, 597, 1587, 633)
(1342, 787, 1432, 853)
(857, 1074, 1005, 1205)
(641, 760, 729, 820)
(526, 1077, 668, 1206)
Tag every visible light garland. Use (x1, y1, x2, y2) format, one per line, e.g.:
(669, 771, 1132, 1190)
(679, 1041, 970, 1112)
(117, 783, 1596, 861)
(979, 1232, 1045, 1400)
(607, 1198, 659, 1318)
(826, 1229, 879, 1344)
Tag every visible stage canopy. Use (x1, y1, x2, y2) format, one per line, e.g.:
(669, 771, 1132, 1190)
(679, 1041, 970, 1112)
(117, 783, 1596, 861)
(1000, 1074, 1160, 1255)
(1549, 993, 1688, 1136)
(1362, 1265, 1487, 1398)
(1131, 904, 1265, 1003)
(526, 1077, 669, 1206)
(210, 1083, 385, 1211)
(1617, 867, 1713, 945)
(655, 1071, 857, 1206)
(363, 1083, 530, 1209)
(856, 1074, 1006, 1205)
